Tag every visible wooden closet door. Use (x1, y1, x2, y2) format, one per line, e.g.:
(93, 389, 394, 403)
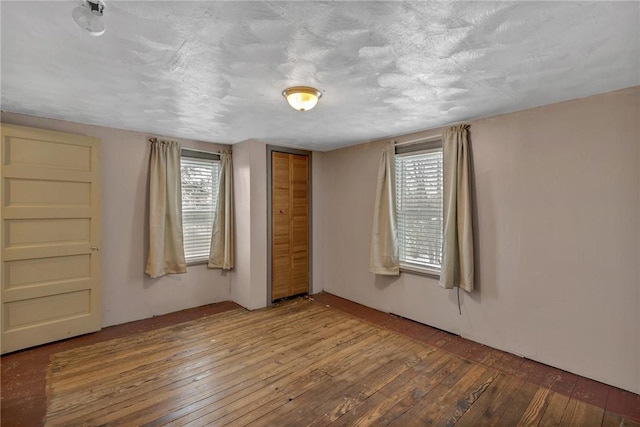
(271, 152, 309, 301)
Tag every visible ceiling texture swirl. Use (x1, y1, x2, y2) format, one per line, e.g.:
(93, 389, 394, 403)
(1, 1, 639, 150)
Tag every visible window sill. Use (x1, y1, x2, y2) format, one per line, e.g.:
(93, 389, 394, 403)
(186, 260, 208, 267)
(399, 264, 440, 279)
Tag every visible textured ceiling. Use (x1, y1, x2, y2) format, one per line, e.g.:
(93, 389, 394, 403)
(1, 1, 639, 151)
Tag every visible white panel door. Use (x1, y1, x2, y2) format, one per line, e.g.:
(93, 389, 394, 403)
(1, 124, 101, 353)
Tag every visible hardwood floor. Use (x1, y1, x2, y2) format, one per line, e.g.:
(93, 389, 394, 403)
(2, 293, 640, 426)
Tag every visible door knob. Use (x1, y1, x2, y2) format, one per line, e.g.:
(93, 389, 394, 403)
(90, 246, 100, 251)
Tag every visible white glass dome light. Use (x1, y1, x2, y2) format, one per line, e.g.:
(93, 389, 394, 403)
(72, 0, 106, 37)
(282, 86, 323, 112)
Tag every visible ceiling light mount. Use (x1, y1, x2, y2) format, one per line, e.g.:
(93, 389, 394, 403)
(282, 86, 322, 112)
(72, 0, 106, 37)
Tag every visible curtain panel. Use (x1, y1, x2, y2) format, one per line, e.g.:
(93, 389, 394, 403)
(208, 151, 234, 270)
(440, 125, 474, 291)
(369, 141, 400, 275)
(145, 138, 187, 278)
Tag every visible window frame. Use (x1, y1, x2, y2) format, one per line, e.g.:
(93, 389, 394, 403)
(180, 149, 221, 266)
(395, 139, 443, 278)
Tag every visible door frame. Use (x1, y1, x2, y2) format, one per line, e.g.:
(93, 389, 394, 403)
(266, 145, 312, 305)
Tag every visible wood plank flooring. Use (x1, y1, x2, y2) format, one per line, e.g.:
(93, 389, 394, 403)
(37, 297, 639, 426)
(3, 292, 640, 426)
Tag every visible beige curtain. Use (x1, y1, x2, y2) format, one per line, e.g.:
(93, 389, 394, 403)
(440, 125, 474, 291)
(369, 142, 399, 275)
(208, 151, 234, 270)
(145, 138, 187, 278)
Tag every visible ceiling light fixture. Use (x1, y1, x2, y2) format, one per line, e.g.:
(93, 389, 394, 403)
(282, 86, 322, 112)
(72, 0, 106, 36)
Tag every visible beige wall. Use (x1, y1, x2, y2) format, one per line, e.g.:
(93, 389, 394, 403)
(311, 153, 325, 295)
(313, 86, 640, 394)
(230, 139, 268, 309)
(0, 112, 232, 327)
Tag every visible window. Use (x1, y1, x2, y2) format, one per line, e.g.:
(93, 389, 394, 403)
(181, 150, 220, 264)
(395, 141, 443, 274)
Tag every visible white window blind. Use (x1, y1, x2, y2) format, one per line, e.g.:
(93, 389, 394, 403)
(181, 154, 220, 264)
(395, 147, 443, 272)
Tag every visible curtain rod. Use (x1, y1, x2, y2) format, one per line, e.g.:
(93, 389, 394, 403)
(182, 147, 222, 156)
(393, 134, 441, 147)
(149, 138, 222, 155)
